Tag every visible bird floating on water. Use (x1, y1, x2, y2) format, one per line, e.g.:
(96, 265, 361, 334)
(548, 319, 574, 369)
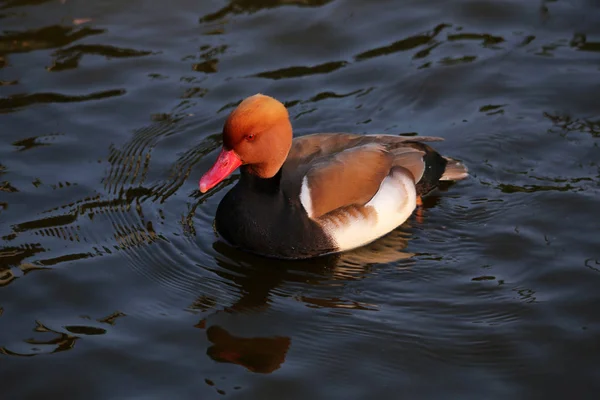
(199, 94, 468, 259)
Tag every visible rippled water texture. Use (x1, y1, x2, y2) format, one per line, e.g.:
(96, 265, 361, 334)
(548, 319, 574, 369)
(2, 0, 600, 398)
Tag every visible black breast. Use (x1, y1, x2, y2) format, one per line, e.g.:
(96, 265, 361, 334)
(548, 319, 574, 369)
(213, 169, 335, 259)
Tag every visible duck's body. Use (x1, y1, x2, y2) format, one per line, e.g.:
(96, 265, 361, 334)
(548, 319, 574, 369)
(200, 95, 468, 259)
(215, 167, 332, 259)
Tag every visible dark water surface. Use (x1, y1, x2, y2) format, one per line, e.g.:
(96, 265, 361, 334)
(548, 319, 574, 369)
(2, 0, 600, 398)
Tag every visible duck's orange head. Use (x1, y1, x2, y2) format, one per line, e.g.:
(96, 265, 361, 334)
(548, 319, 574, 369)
(199, 94, 293, 193)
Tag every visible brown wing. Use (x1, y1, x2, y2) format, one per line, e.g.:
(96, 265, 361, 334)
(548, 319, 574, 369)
(286, 132, 442, 167)
(283, 133, 441, 218)
(285, 133, 364, 169)
(301, 143, 393, 218)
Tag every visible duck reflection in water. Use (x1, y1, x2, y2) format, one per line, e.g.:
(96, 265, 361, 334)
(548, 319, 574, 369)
(196, 225, 418, 373)
(206, 325, 291, 374)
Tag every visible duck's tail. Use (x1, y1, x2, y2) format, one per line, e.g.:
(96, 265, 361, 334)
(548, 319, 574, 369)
(440, 157, 469, 181)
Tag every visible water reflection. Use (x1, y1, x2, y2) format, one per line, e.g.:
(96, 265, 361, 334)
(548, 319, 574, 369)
(206, 227, 414, 311)
(0, 89, 126, 113)
(354, 23, 450, 61)
(584, 259, 599, 275)
(0, 25, 105, 55)
(192, 45, 228, 74)
(0, 18, 153, 112)
(0, 321, 80, 357)
(544, 112, 600, 137)
(195, 228, 414, 372)
(206, 325, 290, 374)
(0, 244, 47, 287)
(0, 312, 125, 357)
(11, 133, 61, 152)
(199, 0, 334, 23)
(570, 33, 600, 53)
(0, 116, 217, 287)
(1, 0, 55, 11)
(252, 60, 348, 80)
(47, 44, 153, 72)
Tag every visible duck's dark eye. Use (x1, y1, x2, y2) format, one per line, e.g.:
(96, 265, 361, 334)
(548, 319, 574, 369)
(245, 134, 255, 141)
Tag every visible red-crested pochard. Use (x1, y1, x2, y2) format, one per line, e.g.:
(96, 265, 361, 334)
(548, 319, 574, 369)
(199, 94, 468, 259)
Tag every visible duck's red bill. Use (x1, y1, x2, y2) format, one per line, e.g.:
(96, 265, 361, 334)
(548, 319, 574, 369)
(199, 148, 242, 193)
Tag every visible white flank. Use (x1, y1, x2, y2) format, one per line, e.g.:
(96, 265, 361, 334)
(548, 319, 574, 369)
(322, 170, 417, 252)
(299, 176, 314, 218)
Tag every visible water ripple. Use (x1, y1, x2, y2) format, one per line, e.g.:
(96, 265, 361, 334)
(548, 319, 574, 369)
(0, 311, 125, 357)
(199, 0, 335, 23)
(0, 24, 104, 54)
(0, 89, 126, 113)
(355, 23, 450, 61)
(47, 44, 154, 72)
(0, 115, 216, 287)
(252, 60, 348, 80)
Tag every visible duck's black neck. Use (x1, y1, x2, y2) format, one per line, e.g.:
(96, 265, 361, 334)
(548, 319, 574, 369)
(239, 166, 282, 194)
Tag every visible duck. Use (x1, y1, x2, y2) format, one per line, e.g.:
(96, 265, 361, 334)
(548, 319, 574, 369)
(199, 93, 468, 259)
